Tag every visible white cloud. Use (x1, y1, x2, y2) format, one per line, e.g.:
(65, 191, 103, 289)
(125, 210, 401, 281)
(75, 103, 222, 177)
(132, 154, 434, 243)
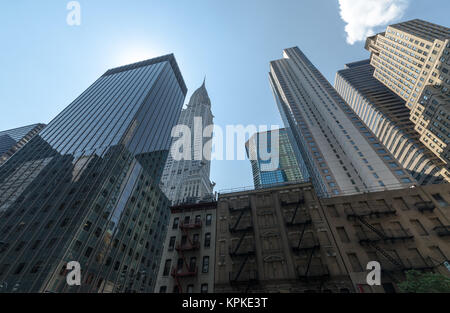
(338, 0, 409, 45)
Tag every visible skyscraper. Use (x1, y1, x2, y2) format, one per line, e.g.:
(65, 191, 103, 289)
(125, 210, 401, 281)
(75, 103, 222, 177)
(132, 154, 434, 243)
(160, 79, 215, 205)
(245, 128, 304, 189)
(366, 19, 450, 178)
(0, 124, 46, 165)
(335, 60, 446, 184)
(0, 54, 187, 293)
(269, 47, 415, 197)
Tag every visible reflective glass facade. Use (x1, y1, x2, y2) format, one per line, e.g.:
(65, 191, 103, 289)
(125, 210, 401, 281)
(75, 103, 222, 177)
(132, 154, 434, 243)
(246, 128, 304, 189)
(0, 124, 46, 165)
(0, 54, 187, 293)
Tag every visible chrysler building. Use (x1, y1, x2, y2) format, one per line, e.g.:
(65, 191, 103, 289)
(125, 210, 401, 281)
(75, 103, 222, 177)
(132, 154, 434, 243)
(160, 79, 215, 204)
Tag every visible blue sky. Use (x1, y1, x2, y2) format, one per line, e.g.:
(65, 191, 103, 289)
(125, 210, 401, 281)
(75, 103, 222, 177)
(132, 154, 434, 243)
(0, 0, 449, 192)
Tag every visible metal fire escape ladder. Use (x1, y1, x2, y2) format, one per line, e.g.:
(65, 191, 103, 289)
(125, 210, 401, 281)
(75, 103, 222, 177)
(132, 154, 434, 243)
(173, 222, 196, 294)
(355, 216, 404, 269)
(296, 221, 308, 250)
(231, 210, 245, 232)
(233, 254, 250, 282)
(290, 197, 304, 225)
(181, 223, 194, 247)
(304, 247, 315, 278)
(368, 242, 404, 269)
(174, 274, 183, 293)
(356, 216, 388, 240)
(233, 233, 246, 255)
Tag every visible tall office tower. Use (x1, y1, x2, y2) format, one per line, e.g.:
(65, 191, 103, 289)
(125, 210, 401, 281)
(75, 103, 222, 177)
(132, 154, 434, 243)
(155, 201, 217, 293)
(0, 54, 187, 293)
(366, 19, 450, 179)
(245, 128, 305, 189)
(269, 47, 415, 197)
(0, 124, 46, 165)
(160, 80, 215, 205)
(335, 60, 446, 185)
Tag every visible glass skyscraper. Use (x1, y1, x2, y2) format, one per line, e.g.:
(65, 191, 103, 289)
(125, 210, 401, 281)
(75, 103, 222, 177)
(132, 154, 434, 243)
(0, 124, 46, 165)
(269, 47, 416, 197)
(245, 128, 304, 189)
(0, 54, 187, 293)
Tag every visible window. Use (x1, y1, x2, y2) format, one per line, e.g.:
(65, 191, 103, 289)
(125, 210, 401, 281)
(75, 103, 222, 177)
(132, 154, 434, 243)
(201, 284, 208, 293)
(163, 259, 171, 276)
(30, 261, 42, 274)
(83, 221, 92, 231)
(168, 237, 176, 251)
(31, 240, 41, 250)
(47, 238, 57, 249)
(204, 233, 211, 248)
(15, 241, 25, 252)
(202, 256, 209, 273)
(410, 219, 428, 236)
(395, 170, 405, 176)
(172, 218, 179, 229)
(187, 285, 194, 293)
(175, 259, 184, 274)
(189, 257, 197, 272)
(159, 286, 167, 293)
(14, 263, 26, 275)
(347, 253, 363, 272)
(85, 246, 93, 258)
(337, 227, 350, 243)
(432, 194, 448, 207)
(206, 214, 212, 226)
(195, 215, 201, 224)
(193, 234, 199, 244)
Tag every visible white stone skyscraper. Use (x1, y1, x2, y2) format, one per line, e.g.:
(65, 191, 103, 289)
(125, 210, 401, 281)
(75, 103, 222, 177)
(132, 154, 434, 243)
(160, 79, 215, 204)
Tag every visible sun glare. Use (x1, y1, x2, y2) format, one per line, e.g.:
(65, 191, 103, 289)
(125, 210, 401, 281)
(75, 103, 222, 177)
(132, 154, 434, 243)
(115, 45, 162, 66)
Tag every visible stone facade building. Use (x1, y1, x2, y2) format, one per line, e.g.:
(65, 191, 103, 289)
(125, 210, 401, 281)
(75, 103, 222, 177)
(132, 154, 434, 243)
(155, 201, 217, 293)
(214, 182, 450, 293)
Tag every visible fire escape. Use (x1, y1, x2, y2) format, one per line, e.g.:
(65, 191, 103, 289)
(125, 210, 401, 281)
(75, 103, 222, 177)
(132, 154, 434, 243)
(414, 201, 450, 236)
(171, 219, 202, 293)
(346, 204, 413, 281)
(283, 197, 329, 282)
(228, 203, 258, 292)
